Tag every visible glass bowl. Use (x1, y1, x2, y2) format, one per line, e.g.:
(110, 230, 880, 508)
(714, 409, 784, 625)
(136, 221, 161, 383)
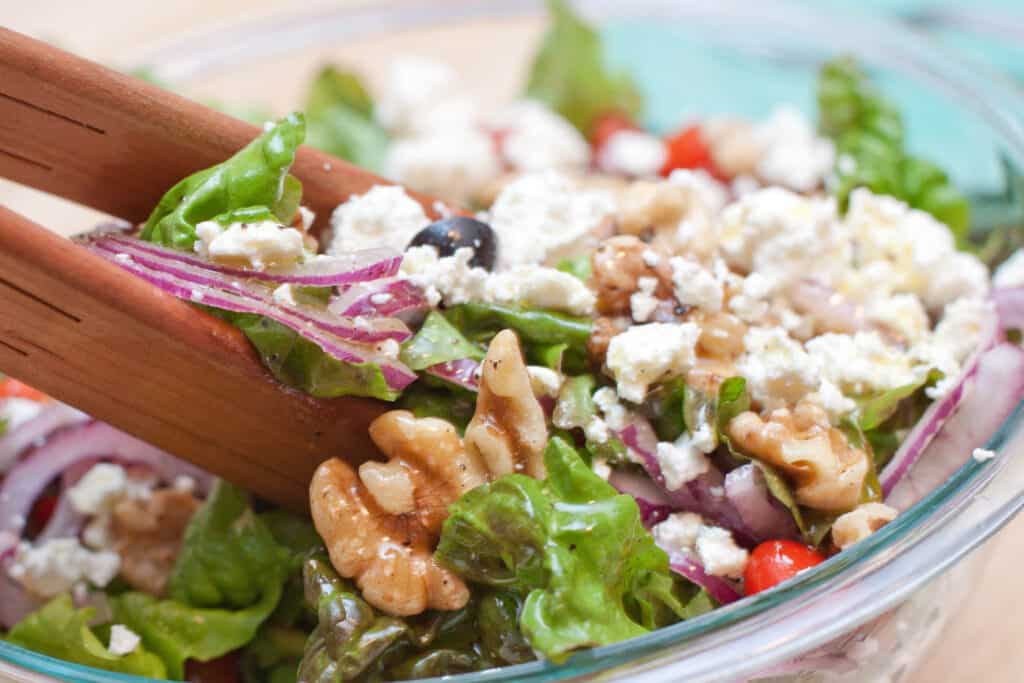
(2, 1, 1024, 682)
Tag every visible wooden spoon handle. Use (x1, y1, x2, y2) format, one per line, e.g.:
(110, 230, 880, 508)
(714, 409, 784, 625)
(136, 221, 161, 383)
(0, 27, 438, 229)
(0, 206, 387, 511)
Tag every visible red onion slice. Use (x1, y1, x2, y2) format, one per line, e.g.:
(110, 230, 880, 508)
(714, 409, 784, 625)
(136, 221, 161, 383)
(668, 551, 742, 605)
(0, 403, 88, 474)
(91, 241, 410, 344)
(993, 286, 1024, 331)
(87, 248, 417, 392)
(886, 343, 1024, 510)
(0, 574, 38, 629)
(90, 233, 402, 286)
(724, 464, 800, 542)
(423, 359, 481, 392)
(330, 279, 428, 318)
(608, 467, 674, 527)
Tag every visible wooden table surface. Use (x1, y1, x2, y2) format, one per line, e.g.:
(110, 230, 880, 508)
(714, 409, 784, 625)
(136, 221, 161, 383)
(4, 2, 1022, 681)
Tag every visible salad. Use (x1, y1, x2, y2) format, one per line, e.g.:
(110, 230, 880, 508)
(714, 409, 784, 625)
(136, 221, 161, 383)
(3, 1, 1024, 681)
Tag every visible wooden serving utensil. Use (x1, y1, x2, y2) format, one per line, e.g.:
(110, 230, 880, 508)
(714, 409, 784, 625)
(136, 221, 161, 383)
(0, 29, 443, 511)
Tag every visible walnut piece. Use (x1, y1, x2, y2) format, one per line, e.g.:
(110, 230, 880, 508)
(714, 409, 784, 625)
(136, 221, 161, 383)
(310, 457, 471, 617)
(465, 330, 549, 479)
(589, 235, 672, 316)
(692, 310, 747, 361)
(588, 315, 630, 367)
(111, 489, 201, 596)
(727, 402, 869, 513)
(832, 502, 898, 550)
(701, 117, 761, 178)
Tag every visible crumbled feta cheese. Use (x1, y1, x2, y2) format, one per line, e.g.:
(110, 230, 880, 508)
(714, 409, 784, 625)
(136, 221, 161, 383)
(670, 257, 723, 312)
(173, 475, 197, 493)
(0, 397, 43, 433)
(973, 448, 996, 462)
(667, 169, 728, 215)
(108, 624, 141, 656)
(731, 174, 760, 197)
(488, 171, 614, 269)
(527, 366, 562, 398)
(737, 327, 820, 409)
(805, 378, 856, 424)
(865, 293, 930, 343)
(753, 106, 835, 193)
(492, 100, 591, 172)
(606, 323, 701, 403)
(8, 539, 120, 598)
(591, 458, 612, 481)
(642, 249, 661, 268)
(655, 438, 711, 491)
(386, 128, 502, 204)
(728, 272, 773, 324)
(598, 130, 666, 177)
(195, 220, 305, 271)
(630, 276, 660, 323)
(298, 206, 315, 232)
(583, 417, 611, 444)
(68, 463, 128, 516)
(329, 185, 429, 254)
(376, 56, 467, 134)
(719, 188, 848, 293)
(592, 387, 630, 431)
(82, 514, 113, 550)
(652, 512, 704, 556)
(931, 297, 994, 364)
(806, 331, 921, 395)
(695, 525, 749, 579)
(994, 248, 1024, 288)
(488, 265, 597, 315)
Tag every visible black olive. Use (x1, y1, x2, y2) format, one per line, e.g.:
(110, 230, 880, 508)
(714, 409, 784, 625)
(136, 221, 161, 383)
(407, 217, 497, 270)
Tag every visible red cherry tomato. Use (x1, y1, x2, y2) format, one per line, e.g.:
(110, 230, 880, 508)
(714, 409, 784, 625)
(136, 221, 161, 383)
(659, 124, 726, 180)
(744, 540, 826, 595)
(185, 653, 241, 683)
(0, 378, 48, 403)
(590, 112, 638, 151)
(28, 493, 58, 531)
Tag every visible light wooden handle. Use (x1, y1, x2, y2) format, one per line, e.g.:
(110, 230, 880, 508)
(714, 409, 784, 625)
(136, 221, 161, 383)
(0, 27, 439, 229)
(0, 206, 388, 511)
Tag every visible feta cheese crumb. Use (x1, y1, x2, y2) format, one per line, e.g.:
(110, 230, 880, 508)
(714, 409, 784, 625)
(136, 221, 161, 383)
(8, 539, 120, 598)
(592, 387, 630, 431)
(527, 366, 563, 399)
(195, 220, 305, 271)
(630, 276, 660, 323)
(606, 323, 701, 403)
(807, 331, 922, 395)
(753, 106, 835, 193)
(173, 475, 197, 493)
(591, 458, 612, 481)
(68, 463, 128, 516)
(400, 246, 487, 308)
(329, 185, 429, 254)
(386, 128, 502, 205)
(108, 624, 141, 656)
(865, 293, 930, 343)
(994, 248, 1024, 288)
(655, 439, 711, 491)
(972, 448, 996, 462)
(737, 327, 820, 409)
(652, 512, 704, 556)
(695, 525, 749, 579)
(375, 56, 466, 135)
(642, 249, 661, 268)
(667, 169, 728, 215)
(492, 100, 591, 172)
(670, 257, 723, 312)
(0, 397, 43, 433)
(598, 130, 667, 178)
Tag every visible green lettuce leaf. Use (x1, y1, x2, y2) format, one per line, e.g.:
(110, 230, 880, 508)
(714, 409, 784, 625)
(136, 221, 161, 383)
(525, 0, 642, 136)
(5, 595, 167, 678)
(715, 376, 749, 455)
(555, 254, 592, 281)
(436, 437, 694, 662)
(169, 481, 293, 608)
(304, 65, 389, 172)
(816, 56, 969, 242)
(141, 113, 305, 250)
(552, 375, 627, 464)
(400, 312, 485, 370)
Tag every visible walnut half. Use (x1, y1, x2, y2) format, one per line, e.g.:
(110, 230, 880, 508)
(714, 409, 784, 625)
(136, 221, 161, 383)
(111, 489, 201, 596)
(727, 402, 869, 513)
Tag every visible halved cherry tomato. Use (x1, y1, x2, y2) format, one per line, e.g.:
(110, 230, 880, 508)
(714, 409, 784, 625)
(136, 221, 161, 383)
(185, 653, 241, 683)
(590, 111, 638, 151)
(744, 540, 826, 595)
(659, 124, 725, 180)
(0, 378, 48, 403)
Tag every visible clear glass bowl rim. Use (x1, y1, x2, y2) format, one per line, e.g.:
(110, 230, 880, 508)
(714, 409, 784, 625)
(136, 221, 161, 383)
(3, 2, 1024, 682)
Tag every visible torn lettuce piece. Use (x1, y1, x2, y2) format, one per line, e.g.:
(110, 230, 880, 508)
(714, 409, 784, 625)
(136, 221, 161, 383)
(400, 311, 485, 370)
(525, 0, 642, 137)
(5, 595, 167, 679)
(552, 375, 627, 464)
(304, 65, 390, 172)
(141, 113, 305, 250)
(436, 437, 696, 662)
(555, 254, 593, 281)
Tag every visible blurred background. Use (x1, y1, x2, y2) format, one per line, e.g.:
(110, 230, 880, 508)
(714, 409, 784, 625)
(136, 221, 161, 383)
(4, 0, 1024, 680)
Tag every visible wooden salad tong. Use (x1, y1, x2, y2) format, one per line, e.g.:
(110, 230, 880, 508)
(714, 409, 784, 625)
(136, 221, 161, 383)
(0, 28, 441, 511)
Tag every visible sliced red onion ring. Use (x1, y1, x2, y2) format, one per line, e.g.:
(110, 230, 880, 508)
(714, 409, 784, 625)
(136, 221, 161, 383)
(330, 279, 428, 318)
(0, 574, 38, 629)
(724, 464, 800, 542)
(423, 359, 481, 392)
(91, 241, 410, 344)
(993, 286, 1024, 331)
(88, 248, 416, 391)
(880, 308, 1001, 497)
(0, 403, 88, 474)
(608, 467, 674, 527)
(668, 552, 742, 605)
(886, 343, 1024, 510)
(619, 422, 755, 547)
(0, 421, 210, 537)
(90, 233, 402, 286)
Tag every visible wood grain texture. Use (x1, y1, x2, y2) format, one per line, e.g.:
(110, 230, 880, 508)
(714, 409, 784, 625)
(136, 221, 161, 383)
(0, 206, 388, 511)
